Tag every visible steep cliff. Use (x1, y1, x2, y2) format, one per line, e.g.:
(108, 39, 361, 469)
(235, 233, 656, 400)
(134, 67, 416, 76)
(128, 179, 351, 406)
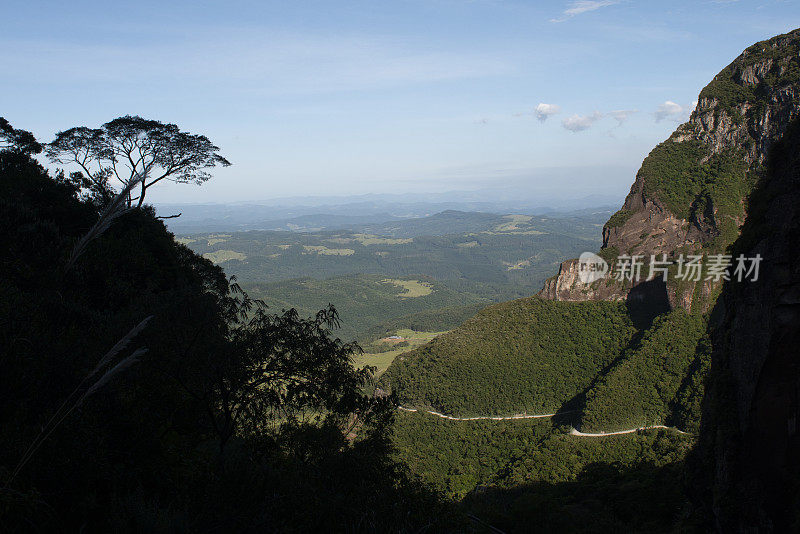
(540, 29, 800, 312)
(693, 115, 800, 532)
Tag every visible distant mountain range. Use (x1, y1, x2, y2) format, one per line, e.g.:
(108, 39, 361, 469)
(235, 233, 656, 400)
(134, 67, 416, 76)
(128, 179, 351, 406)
(155, 191, 622, 233)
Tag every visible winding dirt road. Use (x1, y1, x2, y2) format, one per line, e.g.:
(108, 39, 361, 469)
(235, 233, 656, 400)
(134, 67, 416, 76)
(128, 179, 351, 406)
(398, 406, 691, 436)
(397, 406, 556, 421)
(569, 425, 690, 437)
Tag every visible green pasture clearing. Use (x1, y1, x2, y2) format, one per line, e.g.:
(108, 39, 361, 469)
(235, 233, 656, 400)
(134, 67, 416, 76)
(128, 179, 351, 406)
(354, 330, 445, 376)
(502, 259, 532, 270)
(353, 349, 406, 376)
(302, 245, 356, 256)
(493, 214, 533, 232)
(352, 233, 413, 245)
(203, 250, 247, 263)
(382, 278, 434, 297)
(206, 234, 231, 246)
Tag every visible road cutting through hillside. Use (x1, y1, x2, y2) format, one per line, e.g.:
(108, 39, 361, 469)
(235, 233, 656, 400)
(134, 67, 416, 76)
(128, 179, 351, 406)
(398, 406, 691, 435)
(569, 425, 690, 437)
(397, 406, 556, 421)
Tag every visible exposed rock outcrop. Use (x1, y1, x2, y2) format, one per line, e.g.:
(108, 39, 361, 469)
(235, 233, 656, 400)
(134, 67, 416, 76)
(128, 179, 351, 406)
(538, 259, 627, 302)
(539, 29, 800, 312)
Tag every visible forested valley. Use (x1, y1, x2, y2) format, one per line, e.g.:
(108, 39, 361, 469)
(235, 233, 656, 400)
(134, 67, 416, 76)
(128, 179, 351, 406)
(4, 27, 800, 533)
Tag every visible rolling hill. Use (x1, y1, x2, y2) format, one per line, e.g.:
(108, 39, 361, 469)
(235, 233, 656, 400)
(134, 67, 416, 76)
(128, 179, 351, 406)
(243, 274, 489, 344)
(380, 29, 800, 531)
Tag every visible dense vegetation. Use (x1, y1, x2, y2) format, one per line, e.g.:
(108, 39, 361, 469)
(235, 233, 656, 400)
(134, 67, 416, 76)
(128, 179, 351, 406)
(392, 411, 694, 531)
(637, 140, 706, 220)
(382, 298, 637, 416)
(180, 223, 602, 302)
(698, 30, 800, 121)
(605, 208, 633, 229)
(466, 461, 691, 533)
(580, 310, 709, 433)
(633, 137, 754, 251)
(362, 303, 487, 344)
(382, 294, 712, 435)
(243, 275, 489, 344)
(392, 412, 692, 496)
(0, 134, 449, 532)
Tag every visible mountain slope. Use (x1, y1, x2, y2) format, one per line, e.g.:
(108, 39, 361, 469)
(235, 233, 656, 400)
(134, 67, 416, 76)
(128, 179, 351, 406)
(580, 309, 710, 433)
(244, 274, 489, 343)
(693, 115, 800, 531)
(384, 29, 800, 436)
(541, 29, 800, 312)
(381, 297, 636, 416)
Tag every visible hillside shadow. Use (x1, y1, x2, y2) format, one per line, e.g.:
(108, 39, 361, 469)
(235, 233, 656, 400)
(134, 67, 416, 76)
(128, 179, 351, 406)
(626, 278, 672, 330)
(684, 115, 800, 531)
(462, 461, 693, 533)
(553, 282, 671, 427)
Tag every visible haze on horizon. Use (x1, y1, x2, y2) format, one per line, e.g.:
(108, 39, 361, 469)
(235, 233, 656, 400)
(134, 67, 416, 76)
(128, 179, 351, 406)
(2, 0, 798, 204)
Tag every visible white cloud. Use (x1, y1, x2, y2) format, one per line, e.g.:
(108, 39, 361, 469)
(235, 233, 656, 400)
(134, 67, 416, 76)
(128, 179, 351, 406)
(551, 1, 620, 23)
(654, 100, 696, 122)
(562, 111, 603, 132)
(608, 109, 638, 126)
(535, 103, 561, 122)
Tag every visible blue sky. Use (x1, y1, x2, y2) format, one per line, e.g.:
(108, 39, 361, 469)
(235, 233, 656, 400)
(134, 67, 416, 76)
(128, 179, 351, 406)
(2, 1, 798, 203)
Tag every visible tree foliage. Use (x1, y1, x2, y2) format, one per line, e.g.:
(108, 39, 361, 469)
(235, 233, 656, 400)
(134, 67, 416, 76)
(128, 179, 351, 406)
(46, 115, 230, 206)
(381, 298, 637, 416)
(0, 143, 442, 531)
(392, 411, 694, 532)
(0, 117, 42, 154)
(580, 309, 709, 432)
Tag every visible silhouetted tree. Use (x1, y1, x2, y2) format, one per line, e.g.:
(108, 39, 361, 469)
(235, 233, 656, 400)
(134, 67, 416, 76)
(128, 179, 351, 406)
(0, 117, 42, 154)
(46, 115, 230, 207)
(0, 119, 442, 533)
(216, 305, 377, 450)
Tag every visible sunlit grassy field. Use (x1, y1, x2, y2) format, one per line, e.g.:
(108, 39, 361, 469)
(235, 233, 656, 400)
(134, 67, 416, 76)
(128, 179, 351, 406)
(354, 329, 445, 376)
(382, 279, 434, 297)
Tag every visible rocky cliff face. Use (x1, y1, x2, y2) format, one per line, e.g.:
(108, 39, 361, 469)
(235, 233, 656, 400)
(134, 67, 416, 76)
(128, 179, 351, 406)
(539, 29, 800, 312)
(538, 259, 627, 302)
(545, 28, 800, 531)
(694, 114, 800, 533)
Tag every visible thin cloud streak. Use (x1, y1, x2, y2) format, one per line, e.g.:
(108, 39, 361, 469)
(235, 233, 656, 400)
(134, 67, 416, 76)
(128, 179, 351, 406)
(654, 100, 698, 122)
(551, 1, 620, 23)
(608, 109, 638, 126)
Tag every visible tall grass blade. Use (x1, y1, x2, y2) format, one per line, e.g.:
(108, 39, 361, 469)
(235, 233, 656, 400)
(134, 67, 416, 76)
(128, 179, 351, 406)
(4, 320, 151, 486)
(65, 165, 151, 272)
